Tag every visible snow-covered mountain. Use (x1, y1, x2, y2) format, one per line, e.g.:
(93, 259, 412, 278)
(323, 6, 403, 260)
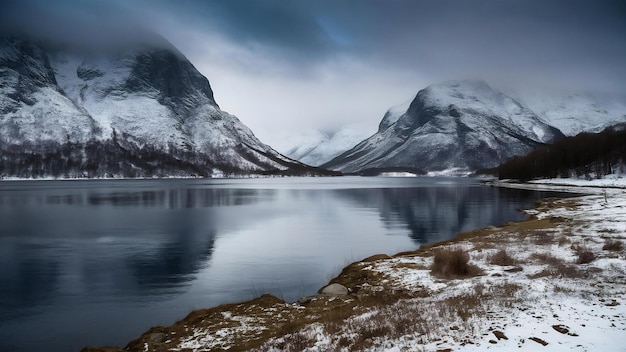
(513, 90, 626, 136)
(322, 80, 564, 174)
(273, 125, 373, 166)
(0, 35, 325, 178)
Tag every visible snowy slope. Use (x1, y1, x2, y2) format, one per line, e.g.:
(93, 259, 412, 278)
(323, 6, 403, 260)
(378, 100, 411, 132)
(514, 90, 626, 136)
(323, 80, 563, 173)
(0, 35, 315, 177)
(0, 37, 99, 143)
(275, 125, 373, 166)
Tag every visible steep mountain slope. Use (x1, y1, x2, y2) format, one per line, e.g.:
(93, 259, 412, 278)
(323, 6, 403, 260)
(323, 80, 564, 173)
(0, 36, 324, 178)
(274, 125, 372, 166)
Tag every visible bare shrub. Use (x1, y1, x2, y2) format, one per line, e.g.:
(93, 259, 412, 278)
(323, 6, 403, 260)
(528, 252, 586, 279)
(533, 234, 554, 245)
(431, 248, 483, 279)
(557, 235, 570, 246)
(279, 331, 314, 350)
(603, 239, 624, 251)
(575, 246, 596, 264)
(489, 249, 517, 266)
(529, 252, 563, 266)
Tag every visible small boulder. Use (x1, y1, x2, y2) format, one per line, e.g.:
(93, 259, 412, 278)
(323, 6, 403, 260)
(319, 283, 349, 295)
(493, 330, 508, 340)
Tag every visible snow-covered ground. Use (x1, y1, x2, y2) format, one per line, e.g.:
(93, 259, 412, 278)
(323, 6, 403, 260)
(104, 178, 624, 352)
(491, 175, 626, 195)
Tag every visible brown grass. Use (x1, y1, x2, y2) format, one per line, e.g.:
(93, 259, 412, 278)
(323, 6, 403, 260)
(489, 249, 517, 266)
(603, 239, 624, 251)
(528, 264, 585, 279)
(557, 235, 571, 246)
(527, 252, 586, 279)
(431, 248, 484, 279)
(529, 252, 563, 266)
(575, 246, 596, 264)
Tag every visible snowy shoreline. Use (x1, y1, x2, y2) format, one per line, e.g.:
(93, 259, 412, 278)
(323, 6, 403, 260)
(486, 176, 626, 195)
(83, 180, 626, 351)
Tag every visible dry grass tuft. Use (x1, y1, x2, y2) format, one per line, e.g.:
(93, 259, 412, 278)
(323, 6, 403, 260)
(488, 249, 517, 266)
(431, 248, 483, 279)
(529, 252, 563, 266)
(557, 235, 571, 246)
(603, 239, 624, 252)
(532, 232, 555, 245)
(575, 246, 596, 264)
(528, 252, 586, 279)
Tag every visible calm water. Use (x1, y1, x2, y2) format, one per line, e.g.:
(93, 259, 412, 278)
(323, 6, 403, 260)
(0, 177, 568, 351)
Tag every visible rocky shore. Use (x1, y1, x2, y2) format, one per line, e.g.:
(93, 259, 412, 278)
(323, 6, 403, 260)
(84, 183, 626, 351)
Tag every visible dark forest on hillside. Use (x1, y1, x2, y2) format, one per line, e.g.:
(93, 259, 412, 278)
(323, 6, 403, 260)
(0, 132, 337, 179)
(498, 125, 626, 181)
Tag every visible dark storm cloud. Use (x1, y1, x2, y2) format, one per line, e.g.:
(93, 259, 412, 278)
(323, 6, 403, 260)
(0, 0, 168, 50)
(3, 0, 624, 89)
(155, 0, 626, 90)
(1, 0, 625, 143)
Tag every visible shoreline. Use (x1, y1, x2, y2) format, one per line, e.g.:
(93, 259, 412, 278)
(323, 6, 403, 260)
(83, 181, 626, 351)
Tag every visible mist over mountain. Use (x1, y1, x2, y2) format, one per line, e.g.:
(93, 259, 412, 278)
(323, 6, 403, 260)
(272, 125, 373, 166)
(510, 90, 626, 136)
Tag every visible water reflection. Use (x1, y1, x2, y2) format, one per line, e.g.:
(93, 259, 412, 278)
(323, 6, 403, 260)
(0, 182, 262, 322)
(333, 185, 558, 245)
(128, 234, 216, 290)
(0, 244, 60, 317)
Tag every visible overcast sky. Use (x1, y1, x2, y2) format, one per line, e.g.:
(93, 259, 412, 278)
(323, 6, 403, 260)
(2, 0, 626, 147)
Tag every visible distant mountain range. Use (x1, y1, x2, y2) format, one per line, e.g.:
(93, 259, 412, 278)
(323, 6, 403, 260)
(271, 125, 373, 167)
(0, 35, 331, 178)
(320, 80, 626, 174)
(322, 80, 563, 173)
(2, 33, 626, 178)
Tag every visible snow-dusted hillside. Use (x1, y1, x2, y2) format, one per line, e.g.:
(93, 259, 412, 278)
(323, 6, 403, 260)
(323, 80, 563, 173)
(273, 125, 373, 166)
(0, 35, 322, 177)
(514, 90, 626, 136)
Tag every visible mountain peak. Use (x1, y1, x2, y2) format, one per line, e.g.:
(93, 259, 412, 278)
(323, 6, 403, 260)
(323, 80, 564, 173)
(0, 34, 325, 178)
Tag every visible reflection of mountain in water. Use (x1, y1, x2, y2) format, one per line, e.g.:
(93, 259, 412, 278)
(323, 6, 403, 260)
(0, 186, 267, 209)
(0, 185, 268, 318)
(86, 189, 266, 208)
(334, 185, 549, 245)
(0, 244, 60, 319)
(129, 233, 216, 290)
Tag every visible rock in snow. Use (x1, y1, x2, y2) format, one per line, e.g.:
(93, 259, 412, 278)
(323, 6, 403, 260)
(319, 283, 349, 295)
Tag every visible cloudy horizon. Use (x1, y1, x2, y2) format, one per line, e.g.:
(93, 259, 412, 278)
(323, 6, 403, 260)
(2, 0, 625, 148)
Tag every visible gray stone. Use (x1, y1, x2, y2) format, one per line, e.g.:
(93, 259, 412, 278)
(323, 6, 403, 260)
(320, 283, 349, 295)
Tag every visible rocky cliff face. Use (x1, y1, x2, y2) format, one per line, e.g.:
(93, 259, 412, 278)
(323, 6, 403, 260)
(0, 35, 324, 178)
(323, 80, 564, 173)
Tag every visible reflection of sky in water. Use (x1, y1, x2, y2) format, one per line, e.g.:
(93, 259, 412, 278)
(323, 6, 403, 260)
(0, 177, 570, 352)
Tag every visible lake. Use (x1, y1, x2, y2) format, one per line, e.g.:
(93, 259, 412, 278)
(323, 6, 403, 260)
(0, 177, 568, 351)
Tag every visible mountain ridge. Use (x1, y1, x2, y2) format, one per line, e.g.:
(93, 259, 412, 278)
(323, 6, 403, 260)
(322, 80, 564, 173)
(0, 34, 333, 178)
